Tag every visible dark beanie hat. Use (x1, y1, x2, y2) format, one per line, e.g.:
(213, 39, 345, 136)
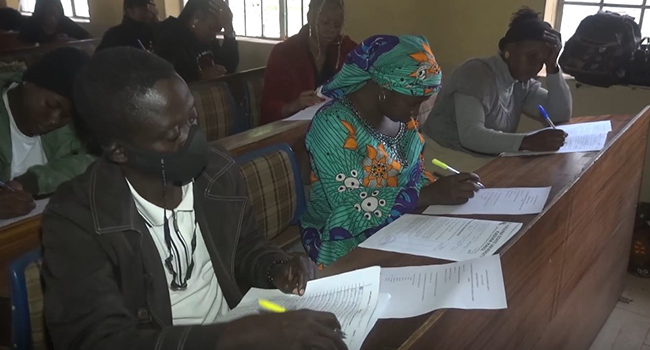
(23, 47, 90, 101)
(498, 8, 552, 51)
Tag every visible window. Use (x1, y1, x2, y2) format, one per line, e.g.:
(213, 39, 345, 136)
(557, 0, 650, 42)
(20, 0, 90, 19)
(183, 0, 310, 40)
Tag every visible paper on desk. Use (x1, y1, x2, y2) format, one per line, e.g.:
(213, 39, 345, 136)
(283, 98, 332, 121)
(557, 120, 612, 134)
(361, 293, 391, 342)
(502, 120, 612, 156)
(359, 214, 521, 261)
(423, 187, 551, 216)
(219, 266, 381, 350)
(378, 255, 507, 319)
(0, 198, 49, 229)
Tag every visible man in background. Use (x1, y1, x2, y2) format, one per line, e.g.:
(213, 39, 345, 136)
(96, 0, 160, 51)
(0, 47, 94, 219)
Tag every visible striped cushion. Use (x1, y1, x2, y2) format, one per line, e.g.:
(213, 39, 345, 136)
(24, 261, 46, 350)
(239, 150, 297, 240)
(245, 76, 264, 128)
(191, 82, 239, 141)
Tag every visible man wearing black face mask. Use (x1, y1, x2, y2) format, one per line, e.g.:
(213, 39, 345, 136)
(42, 47, 347, 350)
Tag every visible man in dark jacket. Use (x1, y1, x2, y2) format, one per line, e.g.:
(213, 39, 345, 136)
(154, 0, 238, 82)
(96, 0, 159, 51)
(42, 47, 346, 349)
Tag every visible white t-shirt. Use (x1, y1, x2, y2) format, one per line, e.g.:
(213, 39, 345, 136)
(4, 83, 47, 180)
(126, 180, 230, 325)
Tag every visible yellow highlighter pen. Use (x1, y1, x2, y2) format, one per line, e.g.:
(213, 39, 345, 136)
(431, 159, 485, 189)
(258, 299, 286, 313)
(257, 299, 347, 339)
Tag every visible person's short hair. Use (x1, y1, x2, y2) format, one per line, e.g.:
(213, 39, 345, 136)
(23, 47, 90, 101)
(0, 7, 23, 31)
(178, 0, 212, 23)
(33, 0, 64, 20)
(124, 0, 151, 10)
(73, 47, 177, 149)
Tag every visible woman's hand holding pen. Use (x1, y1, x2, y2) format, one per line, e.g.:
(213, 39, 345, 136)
(520, 129, 567, 152)
(419, 173, 482, 206)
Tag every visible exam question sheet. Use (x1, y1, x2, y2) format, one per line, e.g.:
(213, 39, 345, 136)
(423, 187, 551, 216)
(219, 266, 381, 350)
(502, 120, 612, 156)
(358, 214, 522, 261)
(378, 255, 507, 319)
(283, 98, 332, 121)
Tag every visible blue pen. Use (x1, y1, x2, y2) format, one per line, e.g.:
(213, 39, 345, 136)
(0, 179, 15, 192)
(136, 39, 147, 51)
(538, 105, 556, 129)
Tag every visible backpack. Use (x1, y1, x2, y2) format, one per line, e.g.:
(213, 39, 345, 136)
(559, 11, 643, 87)
(630, 202, 650, 278)
(625, 38, 650, 86)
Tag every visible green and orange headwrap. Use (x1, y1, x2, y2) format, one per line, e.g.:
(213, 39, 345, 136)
(322, 34, 442, 98)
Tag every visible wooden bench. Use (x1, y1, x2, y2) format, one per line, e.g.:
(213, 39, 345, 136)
(0, 38, 100, 66)
(191, 67, 266, 130)
(0, 32, 30, 53)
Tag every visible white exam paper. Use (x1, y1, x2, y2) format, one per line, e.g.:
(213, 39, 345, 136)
(358, 214, 522, 261)
(423, 187, 551, 216)
(557, 120, 612, 135)
(361, 293, 391, 342)
(283, 98, 332, 121)
(219, 266, 381, 350)
(378, 255, 507, 319)
(502, 121, 612, 156)
(0, 198, 49, 229)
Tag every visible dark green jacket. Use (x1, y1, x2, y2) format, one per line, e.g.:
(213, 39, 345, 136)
(0, 72, 95, 195)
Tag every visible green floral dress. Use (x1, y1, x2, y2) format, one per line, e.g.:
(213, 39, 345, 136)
(300, 99, 434, 267)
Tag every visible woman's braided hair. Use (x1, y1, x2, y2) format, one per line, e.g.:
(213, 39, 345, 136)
(309, 0, 345, 70)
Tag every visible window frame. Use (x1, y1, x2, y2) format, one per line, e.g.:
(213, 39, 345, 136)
(553, 0, 649, 33)
(180, 0, 308, 41)
(19, 0, 91, 21)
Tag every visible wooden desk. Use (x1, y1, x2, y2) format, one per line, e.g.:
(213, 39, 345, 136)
(324, 110, 650, 350)
(215, 120, 309, 156)
(215, 119, 311, 181)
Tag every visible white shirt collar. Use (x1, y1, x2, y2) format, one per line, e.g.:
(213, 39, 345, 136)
(126, 179, 195, 227)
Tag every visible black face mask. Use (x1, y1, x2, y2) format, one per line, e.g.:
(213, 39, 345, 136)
(124, 124, 209, 184)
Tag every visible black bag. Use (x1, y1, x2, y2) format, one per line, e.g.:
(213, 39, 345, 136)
(560, 11, 643, 87)
(626, 38, 650, 86)
(630, 202, 650, 278)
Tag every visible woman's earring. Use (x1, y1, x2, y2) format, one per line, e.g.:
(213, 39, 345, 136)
(504, 51, 510, 59)
(378, 91, 387, 103)
(309, 25, 313, 38)
(192, 19, 198, 28)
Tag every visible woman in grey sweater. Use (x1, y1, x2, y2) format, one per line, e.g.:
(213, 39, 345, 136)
(422, 8, 571, 171)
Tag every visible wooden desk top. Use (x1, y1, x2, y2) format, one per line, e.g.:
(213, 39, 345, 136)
(322, 109, 650, 349)
(214, 120, 309, 156)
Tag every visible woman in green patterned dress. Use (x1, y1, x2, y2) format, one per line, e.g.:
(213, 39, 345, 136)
(301, 35, 482, 267)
